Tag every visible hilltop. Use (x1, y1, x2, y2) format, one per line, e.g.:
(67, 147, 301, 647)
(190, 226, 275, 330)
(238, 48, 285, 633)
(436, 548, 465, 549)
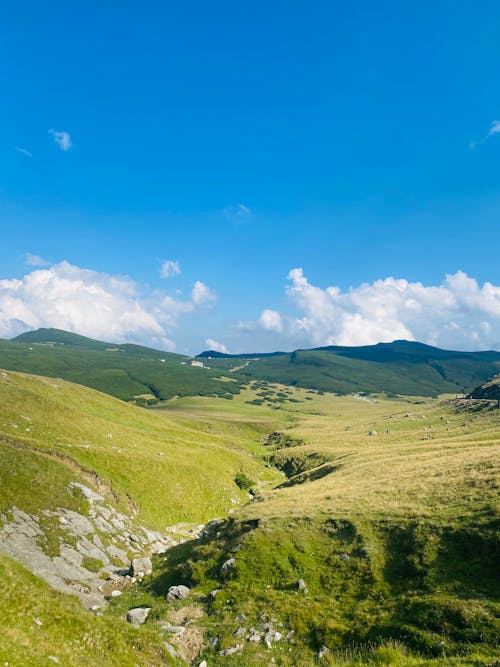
(199, 339, 500, 397)
(469, 374, 500, 400)
(0, 328, 244, 403)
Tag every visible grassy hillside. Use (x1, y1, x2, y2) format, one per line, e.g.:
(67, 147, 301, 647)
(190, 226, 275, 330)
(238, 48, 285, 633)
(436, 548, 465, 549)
(202, 340, 500, 397)
(0, 555, 171, 666)
(115, 388, 499, 666)
(0, 328, 244, 403)
(470, 374, 500, 400)
(0, 369, 281, 528)
(1, 368, 499, 665)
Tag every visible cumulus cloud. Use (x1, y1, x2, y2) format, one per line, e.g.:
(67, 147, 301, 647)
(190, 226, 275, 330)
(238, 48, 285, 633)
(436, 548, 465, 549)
(249, 269, 500, 351)
(192, 280, 217, 305)
(223, 204, 252, 223)
(258, 309, 283, 332)
(49, 129, 72, 151)
(23, 253, 51, 267)
(160, 260, 181, 278)
(0, 261, 217, 350)
(206, 338, 229, 354)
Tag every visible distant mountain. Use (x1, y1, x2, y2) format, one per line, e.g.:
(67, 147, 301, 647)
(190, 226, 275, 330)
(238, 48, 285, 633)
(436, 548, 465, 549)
(200, 340, 500, 397)
(1, 328, 243, 403)
(197, 349, 288, 359)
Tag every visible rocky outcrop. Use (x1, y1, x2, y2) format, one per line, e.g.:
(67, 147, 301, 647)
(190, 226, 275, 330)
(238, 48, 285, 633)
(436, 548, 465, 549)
(0, 483, 175, 608)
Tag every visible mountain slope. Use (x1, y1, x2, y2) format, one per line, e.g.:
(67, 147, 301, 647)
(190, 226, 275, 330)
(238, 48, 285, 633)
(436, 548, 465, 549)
(1, 328, 244, 403)
(200, 340, 500, 396)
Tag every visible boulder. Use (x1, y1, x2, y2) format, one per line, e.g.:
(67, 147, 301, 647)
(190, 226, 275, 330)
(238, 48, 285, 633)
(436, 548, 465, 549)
(368, 430, 377, 436)
(220, 557, 236, 574)
(166, 584, 190, 602)
(129, 556, 152, 577)
(126, 607, 151, 626)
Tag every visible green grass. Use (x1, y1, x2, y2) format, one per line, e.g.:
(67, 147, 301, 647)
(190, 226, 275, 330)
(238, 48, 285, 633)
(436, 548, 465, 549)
(0, 328, 246, 402)
(0, 369, 282, 529)
(1, 365, 499, 665)
(0, 554, 173, 666)
(205, 340, 500, 397)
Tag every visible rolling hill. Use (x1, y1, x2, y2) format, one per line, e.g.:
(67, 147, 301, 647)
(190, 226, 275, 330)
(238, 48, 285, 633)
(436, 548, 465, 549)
(199, 340, 500, 396)
(0, 328, 244, 403)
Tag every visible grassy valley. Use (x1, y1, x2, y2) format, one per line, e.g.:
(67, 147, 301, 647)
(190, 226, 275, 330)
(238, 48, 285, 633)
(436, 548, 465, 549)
(0, 339, 499, 665)
(200, 340, 500, 397)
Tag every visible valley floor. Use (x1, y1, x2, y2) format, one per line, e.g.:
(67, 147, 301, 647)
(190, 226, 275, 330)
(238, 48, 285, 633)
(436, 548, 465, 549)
(0, 372, 499, 665)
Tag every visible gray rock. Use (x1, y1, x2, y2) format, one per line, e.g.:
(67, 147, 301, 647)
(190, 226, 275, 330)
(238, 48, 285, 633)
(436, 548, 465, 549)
(234, 627, 246, 638)
(130, 556, 152, 577)
(163, 642, 178, 659)
(248, 632, 261, 642)
(368, 430, 377, 436)
(235, 613, 247, 622)
(297, 578, 307, 591)
(160, 623, 185, 636)
(209, 588, 221, 599)
(126, 607, 151, 626)
(69, 483, 104, 503)
(166, 584, 190, 602)
(220, 557, 236, 574)
(339, 553, 350, 561)
(318, 645, 332, 658)
(199, 662, 207, 667)
(218, 645, 242, 656)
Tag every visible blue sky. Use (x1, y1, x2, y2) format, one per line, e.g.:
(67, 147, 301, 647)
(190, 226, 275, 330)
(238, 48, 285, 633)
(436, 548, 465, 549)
(2, 1, 500, 353)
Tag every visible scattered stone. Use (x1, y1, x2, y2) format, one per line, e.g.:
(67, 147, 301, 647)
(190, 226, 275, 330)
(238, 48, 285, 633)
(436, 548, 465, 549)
(199, 662, 207, 667)
(286, 630, 295, 639)
(48, 658, 60, 664)
(110, 589, 122, 597)
(297, 578, 307, 592)
(368, 430, 377, 436)
(235, 613, 247, 622)
(129, 556, 152, 577)
(33, 617, 42, 626)
(234, 627, 246, 638)
(318, 645, 332, 658)
(209, 636, 219, 648)
(218, 645, 242, 656)
(248, 632, 261, 642)
(220, 558, 236, 574)
(68, 483, 104, 503)
(166, 584, 190, 602)
(163, 642, 178, 659)
(209, 588, 221, 599)
(126, 607, 151, 626)
(339, 553, 350, 561)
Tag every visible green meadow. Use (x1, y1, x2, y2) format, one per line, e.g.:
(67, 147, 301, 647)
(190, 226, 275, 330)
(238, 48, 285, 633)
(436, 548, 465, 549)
(0, 362, 498, 665)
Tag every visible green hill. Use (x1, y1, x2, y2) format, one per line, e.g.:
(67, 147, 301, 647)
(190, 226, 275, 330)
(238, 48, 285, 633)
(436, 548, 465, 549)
(0, 371, 499, 665)
(469, 374, 500, 400)
(0, 328, 244, 403)
(200, 340, 500, 397)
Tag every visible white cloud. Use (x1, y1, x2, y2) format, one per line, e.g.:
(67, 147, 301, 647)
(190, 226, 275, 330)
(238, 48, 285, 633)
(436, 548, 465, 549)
(469, 120, 500, 149)
(23, 253, 51, 267)
(248, 269, 500, 351)
(223, 204, 252, 223)
(49, 129, 72, 151)
(160, 260, 181, 278)
(206, 338, 229, 354)
(192, 280, 217, 305)
(15, 146, 33, 157)
(258, 309, 283, 332)
(0, 261, 217, 351)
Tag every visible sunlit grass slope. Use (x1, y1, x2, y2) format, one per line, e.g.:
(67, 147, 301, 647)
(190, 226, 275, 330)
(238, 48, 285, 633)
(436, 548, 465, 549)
(0, 555, 172, 666)
(145, 388, 500, 665)
(0, 370, 280, 528)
